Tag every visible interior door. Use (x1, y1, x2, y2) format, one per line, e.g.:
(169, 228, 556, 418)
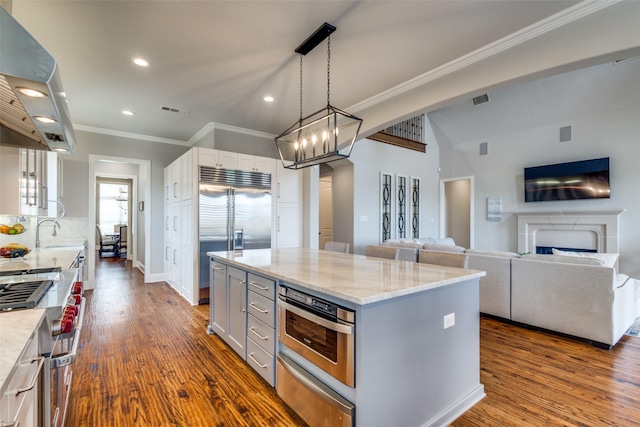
(319, 176, 333, 249)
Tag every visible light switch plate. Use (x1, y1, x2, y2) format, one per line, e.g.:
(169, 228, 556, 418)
(444, 313, 455, 329)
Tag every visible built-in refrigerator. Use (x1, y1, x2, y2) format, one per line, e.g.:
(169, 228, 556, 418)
(198, 166, 272, 289)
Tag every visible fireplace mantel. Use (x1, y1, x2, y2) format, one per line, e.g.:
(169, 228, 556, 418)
(515, 209, 625, 254)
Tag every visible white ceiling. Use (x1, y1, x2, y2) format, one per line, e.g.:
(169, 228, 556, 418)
(8, 0, 612, 145)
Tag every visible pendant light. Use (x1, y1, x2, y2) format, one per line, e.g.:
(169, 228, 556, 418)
(275, 23, 363, 170)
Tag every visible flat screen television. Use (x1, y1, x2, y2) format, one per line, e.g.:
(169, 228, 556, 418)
(524, 157, 610, 202)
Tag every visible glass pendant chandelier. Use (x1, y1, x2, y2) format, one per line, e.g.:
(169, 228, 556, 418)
(275, 23, 363, 170)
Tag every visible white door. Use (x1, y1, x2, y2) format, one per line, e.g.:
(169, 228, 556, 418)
(319, 176, 333, 249)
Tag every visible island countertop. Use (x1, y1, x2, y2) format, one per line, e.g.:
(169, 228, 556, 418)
(0, 246, 83, 273)
(208, 248, 485, 305)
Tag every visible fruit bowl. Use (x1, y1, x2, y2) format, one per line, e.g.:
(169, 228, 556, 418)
(0, 245, 31, 258)
(0, 224, 27, 235)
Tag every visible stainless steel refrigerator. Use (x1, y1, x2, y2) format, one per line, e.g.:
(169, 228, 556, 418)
(199, 166, 272, 289)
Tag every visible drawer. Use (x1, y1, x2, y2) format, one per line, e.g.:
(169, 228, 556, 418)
(247, 338, 275, 386)
(2, 335, 41, 422)
(248, 290, 275, 327)
(247, 314, 275, 355)
(247, 273, 276, 300)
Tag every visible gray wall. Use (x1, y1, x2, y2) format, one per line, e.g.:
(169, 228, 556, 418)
(63, 130, 188, 276)
(429, 60, 640, 277)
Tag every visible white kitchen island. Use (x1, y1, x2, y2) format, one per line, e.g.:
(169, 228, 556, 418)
(208, 248, 486, 427)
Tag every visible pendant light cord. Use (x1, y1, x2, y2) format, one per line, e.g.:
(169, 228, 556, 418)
(327, 35, 331, 107)
(299, 55, 304, 126)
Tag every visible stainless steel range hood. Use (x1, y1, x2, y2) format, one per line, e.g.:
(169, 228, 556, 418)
(0, 6, 76, 153)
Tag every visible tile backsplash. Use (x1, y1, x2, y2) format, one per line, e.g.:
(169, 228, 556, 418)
(0, 215, 88, 248)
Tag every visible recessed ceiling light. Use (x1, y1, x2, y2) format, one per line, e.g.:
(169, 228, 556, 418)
(17, 87, 47, 98)
(34, 116, 57, 124)
(51, 147, 69, 152)
(132, 58, 149, 67)
(264, 96, 274, 102)
(122, 110, 135, 116)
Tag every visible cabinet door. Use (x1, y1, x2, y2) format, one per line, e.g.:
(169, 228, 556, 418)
(180, 149, 194, 200)
(276, 163, 301, 204)
(227, 266, 247, 358)
(255, 157, 276, 175)
(218, 151, 238, 170)
(237, 154, 255, 172)
(199, 148, 219, 167)
(211, 262, 227, 336)
(276, 203, 302, 248)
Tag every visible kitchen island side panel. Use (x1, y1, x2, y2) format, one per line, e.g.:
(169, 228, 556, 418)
(354, 278, 484, 427)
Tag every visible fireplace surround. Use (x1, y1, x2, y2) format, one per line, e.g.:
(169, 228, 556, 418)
(516, 209, 624, 254)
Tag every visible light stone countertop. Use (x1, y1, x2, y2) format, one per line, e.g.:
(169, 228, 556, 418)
(208, 248, 485, 305)
(0, 309, 46, 396)
(0, 246, 83, 273)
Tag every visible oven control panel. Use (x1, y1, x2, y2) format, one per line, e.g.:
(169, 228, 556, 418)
(279, 285, 354, 323)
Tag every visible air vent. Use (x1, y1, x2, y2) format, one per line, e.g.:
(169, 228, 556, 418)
(160, 106, 190, 115)
(45, 132, 64, 142)
(472, 94, 490, 106)
(560, 126, 572, 142)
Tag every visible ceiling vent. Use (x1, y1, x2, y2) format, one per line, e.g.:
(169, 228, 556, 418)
(472, 94, 490, 106)
(160, 106, 190, 115)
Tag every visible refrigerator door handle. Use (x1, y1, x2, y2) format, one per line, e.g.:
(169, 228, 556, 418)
(228, 188, 235, 251)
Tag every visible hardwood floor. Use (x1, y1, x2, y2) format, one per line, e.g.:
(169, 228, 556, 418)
(67, 258, 640, 426)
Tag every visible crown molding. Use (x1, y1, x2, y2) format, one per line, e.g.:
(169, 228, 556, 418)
(74, 124, 190, 146)
(348, 0, 623, 113)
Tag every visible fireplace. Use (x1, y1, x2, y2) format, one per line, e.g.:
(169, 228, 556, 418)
(515, 210, 624, 254)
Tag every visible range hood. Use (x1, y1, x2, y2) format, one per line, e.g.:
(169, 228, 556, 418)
(0, 6, 76, 153)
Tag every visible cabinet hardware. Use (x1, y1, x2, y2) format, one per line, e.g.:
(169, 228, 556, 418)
(249, 302, 268, 314)
(14, 356, 45, 396)
(248, 353, 268, 369)
(249, 327, 269, 340)
(249, 281, 269, 291)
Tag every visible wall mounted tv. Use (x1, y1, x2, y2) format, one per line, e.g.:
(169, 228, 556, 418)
(524, 157, 610, 202)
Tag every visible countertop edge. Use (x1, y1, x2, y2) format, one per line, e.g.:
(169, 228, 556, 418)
(208, 250, 485, 305)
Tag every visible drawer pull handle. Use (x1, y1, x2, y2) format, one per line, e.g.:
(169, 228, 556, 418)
(14, 356, 45, 396)
(248, 353, 268, 369)
(213, 266, 224, 271)
(249, 327, 269, 340)
(249, 281, 269, 291)
(249, 302, 268, 314)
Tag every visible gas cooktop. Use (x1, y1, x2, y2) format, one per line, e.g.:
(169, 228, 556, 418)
(0, 268, 61, 311)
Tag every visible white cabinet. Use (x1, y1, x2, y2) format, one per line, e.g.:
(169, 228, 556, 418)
(19, 148, 62, 216)
(238, 153, 276, 174)
(0, 329, 42, 427)
(275, 162, 302, 248)
(163, 152, 197, 303)
(210, 261, 247, 359)
(199, 148, 238, 170)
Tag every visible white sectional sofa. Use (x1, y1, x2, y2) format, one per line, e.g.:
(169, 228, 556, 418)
(379, 238, 637, 348)
(511, 254, 635, 348)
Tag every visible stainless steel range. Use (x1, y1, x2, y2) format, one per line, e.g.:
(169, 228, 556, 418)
(0, 250, 86, 427)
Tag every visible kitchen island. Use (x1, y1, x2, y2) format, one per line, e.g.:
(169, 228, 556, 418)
(208, 248, 486, 427)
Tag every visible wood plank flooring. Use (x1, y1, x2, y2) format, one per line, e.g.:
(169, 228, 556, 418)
(67, 258, 640, 426)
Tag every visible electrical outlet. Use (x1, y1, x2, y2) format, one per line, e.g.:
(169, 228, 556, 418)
(444, 313, 455, 329)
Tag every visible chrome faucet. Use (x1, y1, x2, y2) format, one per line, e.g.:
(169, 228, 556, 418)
(35, 200, 66, 248)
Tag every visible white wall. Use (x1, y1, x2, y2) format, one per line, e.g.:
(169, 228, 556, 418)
(347, 137, 441, 254)
(429, 60, 640, 277)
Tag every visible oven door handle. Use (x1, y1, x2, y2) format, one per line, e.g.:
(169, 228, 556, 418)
(52, 296, 86, 369)
(279, 300, 354, 335)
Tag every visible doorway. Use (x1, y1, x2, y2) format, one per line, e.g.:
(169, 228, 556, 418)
(439, 176, 474, 249)
(96, 179, 132, 258)
(319, 175, 333, 249)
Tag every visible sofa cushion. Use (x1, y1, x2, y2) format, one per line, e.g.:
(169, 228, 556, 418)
(551, 248, 619, 268)
(465, 249, 519, 258)
(520, 253, 604, 266)
(381, 238, 424, 249)
(419, 237, 456, 246)
(423, 243, 466, 253)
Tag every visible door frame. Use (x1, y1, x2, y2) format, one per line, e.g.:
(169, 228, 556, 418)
(439, 176, 474, 249)
(87, 154, 151, 290)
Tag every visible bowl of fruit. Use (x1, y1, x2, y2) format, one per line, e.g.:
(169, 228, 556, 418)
(0, 243, 30, 258)
(0, 223, 26, 235)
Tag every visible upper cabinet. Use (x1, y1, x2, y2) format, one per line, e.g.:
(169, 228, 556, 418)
(275, 163, 302, 204)
(19, 148, 62, 217)
(237, 154, 276, 175)
(199, 148, 237, 170)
